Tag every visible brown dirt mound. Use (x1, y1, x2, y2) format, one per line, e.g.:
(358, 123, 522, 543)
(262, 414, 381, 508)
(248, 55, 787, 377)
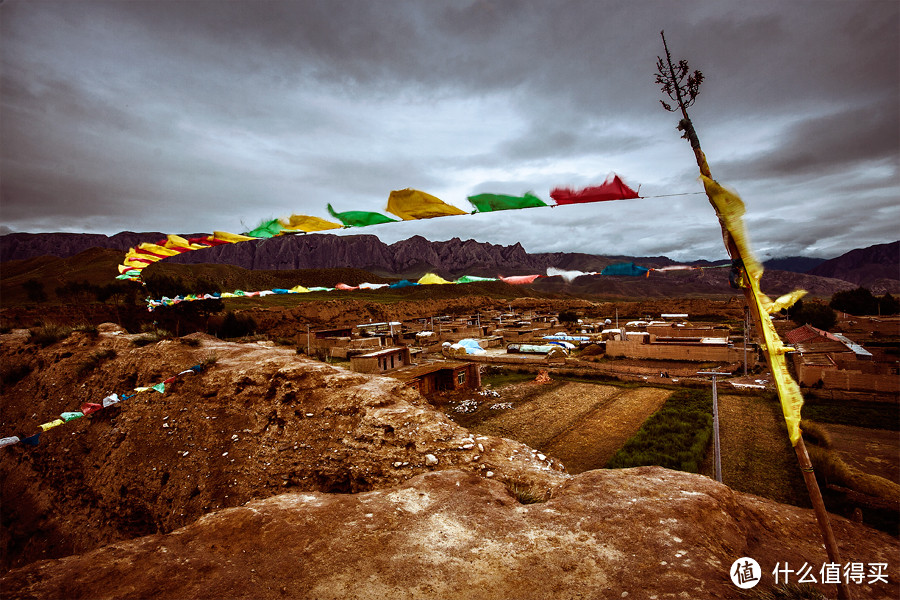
(0, 327, 564, 571)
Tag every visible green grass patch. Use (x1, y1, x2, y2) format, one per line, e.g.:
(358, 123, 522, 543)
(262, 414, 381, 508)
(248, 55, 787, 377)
(606, 388, 713, 473)
(801, 397, 899, 431)
(481, 371, 536, 387)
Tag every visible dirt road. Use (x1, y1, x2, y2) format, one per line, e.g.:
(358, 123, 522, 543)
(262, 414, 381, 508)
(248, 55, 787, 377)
(459, 381, 671, 474)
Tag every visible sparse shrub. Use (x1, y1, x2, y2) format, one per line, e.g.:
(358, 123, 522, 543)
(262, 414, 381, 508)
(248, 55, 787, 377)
(274, 337, 295, 346)
(73, 322, 99, 336)
(179, 337, 202, 347)
(806, 443, 900, 502)
(798, 420, 832, 449)
(751, 582, 828, 600)
(200, 353, 218, 367)
(76, 348, 117, 376)
(558, 310, 578, 324)
(606, 389, 713, 473)
(788, 300, 836, 331)
(218, 311, 256, 339)
(28, 322, 72, 347)
(505, 481, 547, 505)
(131, 328, 172, 347)
(829, 287, 899, 316)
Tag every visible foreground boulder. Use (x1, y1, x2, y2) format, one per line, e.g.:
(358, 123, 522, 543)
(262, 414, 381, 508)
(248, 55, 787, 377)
(2, 467, 897, 600)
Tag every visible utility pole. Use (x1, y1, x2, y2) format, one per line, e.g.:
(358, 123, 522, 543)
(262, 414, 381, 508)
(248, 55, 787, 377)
(743, 304, 749, 376)
(657, 31, 852, 600)
(697, 371, 723, 483)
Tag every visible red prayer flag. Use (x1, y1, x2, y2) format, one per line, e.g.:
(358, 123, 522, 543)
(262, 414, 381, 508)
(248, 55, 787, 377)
(550, 174, 639, 205)
(80, 402, 103, 415)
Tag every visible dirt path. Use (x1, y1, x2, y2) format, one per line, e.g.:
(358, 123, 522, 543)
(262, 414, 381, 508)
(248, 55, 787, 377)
(464, 382, 671, 474)
(825, 422, 900, 483)
(703, 394, 809, 506)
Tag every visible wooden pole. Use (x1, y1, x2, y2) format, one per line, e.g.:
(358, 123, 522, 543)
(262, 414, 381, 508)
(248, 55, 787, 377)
(658, 31, 853, 600)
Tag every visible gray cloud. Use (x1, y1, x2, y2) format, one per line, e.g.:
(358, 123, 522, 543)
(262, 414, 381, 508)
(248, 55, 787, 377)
(1, 0, 897, 261)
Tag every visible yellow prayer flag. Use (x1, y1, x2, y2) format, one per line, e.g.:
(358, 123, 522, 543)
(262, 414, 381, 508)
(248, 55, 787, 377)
(279, 215, 342, 232)
(700, 175, 804, 445)
(213, 231, 257, 243)
(386, 189, 468, 220)
(417, 273, 452, 285)
(39, 419, 64, 431)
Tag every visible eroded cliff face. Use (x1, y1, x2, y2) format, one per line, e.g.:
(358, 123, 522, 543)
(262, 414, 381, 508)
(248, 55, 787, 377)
(163, 233, 564, 276)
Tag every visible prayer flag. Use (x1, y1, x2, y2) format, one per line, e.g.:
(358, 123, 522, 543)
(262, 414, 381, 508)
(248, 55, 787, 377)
(499, 274, 541, 285)
(152, 382, 166, 393)
(454, 275, 497, 283)
(21, 433, 40, 446)
(39, 419, 64, 431)
(467, 192, 547, 212)
(417, 273, 452, 285)
(102, 394, 121, 408)
(0, 436, 21, 448)
(546, 268, 595, 282)
(550, 174, 640, 204)
(245, 219, 285, 239)
(81, 402, 103, 415)
(701, 175, 805, 445)
(335, 283, 358, 291)
(600, 262, 649, 277)
(279, 214, 342, 232)
(389, 280, 417, 289)
(386, 189, 468, 220)
(60, 412, 84, 422)
(327, 204, 397, 227)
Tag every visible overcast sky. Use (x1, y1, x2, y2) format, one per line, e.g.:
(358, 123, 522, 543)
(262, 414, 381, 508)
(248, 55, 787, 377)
(1, 1, 897, 262)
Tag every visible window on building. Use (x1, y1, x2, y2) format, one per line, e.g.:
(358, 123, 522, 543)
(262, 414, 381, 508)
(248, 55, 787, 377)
(457, 371, 466, 385)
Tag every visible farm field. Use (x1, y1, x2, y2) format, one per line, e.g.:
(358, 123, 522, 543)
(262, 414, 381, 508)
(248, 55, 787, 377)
(443, 379, 671, 474)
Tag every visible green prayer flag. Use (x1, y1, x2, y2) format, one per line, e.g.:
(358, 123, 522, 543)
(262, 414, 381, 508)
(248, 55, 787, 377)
(152, 382, 166, 393)
(60, 412, 84, 422)
(454, 275, 498, 283)
(245, 218, 285, 239)
(327, 204, 397, 227)
(467, 192, 547, 212)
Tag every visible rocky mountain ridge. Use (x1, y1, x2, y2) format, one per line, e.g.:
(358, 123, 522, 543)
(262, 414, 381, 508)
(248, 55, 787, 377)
(3, 232, 896, 292)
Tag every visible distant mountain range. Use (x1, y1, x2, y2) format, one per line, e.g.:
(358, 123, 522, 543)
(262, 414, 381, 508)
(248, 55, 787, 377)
(1, 232, 897, 295)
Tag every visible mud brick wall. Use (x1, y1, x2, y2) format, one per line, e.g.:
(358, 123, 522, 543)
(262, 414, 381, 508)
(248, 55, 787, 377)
(605, 340, 753, 364)
(797, 365, 900, 393)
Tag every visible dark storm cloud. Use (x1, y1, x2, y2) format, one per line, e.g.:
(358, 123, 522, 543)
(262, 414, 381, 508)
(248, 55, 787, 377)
(1, 0, 897, 261)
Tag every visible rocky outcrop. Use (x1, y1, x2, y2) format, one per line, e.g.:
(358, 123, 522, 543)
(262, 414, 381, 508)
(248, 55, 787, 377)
(0, 329, 563, 571)
(2, 468, 898, 600)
